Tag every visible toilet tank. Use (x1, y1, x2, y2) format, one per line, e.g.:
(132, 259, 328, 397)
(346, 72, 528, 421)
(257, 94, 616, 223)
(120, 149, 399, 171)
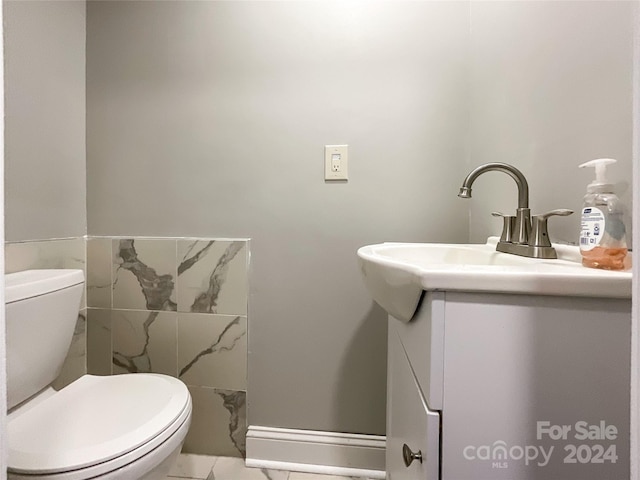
(5, 269, 84, 410)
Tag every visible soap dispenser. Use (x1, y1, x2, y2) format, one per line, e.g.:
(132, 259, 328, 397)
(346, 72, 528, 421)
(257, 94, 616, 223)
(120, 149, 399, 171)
(578, 158, 628, 270)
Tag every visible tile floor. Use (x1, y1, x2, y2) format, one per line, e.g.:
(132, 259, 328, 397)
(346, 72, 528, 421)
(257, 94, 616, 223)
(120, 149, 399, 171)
(167, 454, 377, 480)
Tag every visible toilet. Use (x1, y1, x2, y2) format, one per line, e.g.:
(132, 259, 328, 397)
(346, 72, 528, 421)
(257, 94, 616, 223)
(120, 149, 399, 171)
(5, 269, 192, 480)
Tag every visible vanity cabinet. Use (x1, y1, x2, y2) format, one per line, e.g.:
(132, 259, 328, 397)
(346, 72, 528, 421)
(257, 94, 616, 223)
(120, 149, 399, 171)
(386, 291, 631, 480)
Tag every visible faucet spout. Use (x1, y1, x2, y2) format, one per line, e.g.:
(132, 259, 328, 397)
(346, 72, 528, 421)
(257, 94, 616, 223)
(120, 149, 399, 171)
(458, 162, 529, 209)
(457, 162, 572, 259)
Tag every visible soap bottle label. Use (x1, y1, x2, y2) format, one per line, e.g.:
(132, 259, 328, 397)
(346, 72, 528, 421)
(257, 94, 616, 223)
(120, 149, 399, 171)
(580, 207, 605, 251)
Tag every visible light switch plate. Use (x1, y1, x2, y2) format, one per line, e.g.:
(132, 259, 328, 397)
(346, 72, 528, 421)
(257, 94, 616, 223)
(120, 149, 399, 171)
(325, 145, 348, 181)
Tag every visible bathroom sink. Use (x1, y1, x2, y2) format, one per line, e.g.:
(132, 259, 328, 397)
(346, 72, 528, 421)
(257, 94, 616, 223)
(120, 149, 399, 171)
(357, 237, 632, 322)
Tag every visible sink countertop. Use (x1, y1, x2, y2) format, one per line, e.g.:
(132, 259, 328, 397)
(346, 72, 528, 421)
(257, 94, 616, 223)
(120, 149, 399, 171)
(357, 237, 632, 322)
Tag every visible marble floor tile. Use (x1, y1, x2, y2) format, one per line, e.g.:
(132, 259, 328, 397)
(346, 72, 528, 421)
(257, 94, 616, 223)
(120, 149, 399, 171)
(167, 453, 218, 478)
(288, 473, 368, 480)
(208, 457, 289, 480)
(166, 454, 378, 480)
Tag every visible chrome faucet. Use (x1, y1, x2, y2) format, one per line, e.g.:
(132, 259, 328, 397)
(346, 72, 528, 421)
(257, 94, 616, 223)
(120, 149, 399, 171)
(458, 162, 572, 259)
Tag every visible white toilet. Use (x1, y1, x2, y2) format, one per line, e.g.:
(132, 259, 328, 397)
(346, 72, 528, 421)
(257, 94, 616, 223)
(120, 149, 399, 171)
(5, 269, 192, 480)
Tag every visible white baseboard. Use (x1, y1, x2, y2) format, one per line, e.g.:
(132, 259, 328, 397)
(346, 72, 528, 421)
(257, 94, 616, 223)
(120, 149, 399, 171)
(245, 425, 386, 479)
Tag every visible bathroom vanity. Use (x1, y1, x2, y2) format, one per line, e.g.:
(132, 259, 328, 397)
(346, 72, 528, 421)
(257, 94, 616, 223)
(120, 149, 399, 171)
(358, 239, 632, 480)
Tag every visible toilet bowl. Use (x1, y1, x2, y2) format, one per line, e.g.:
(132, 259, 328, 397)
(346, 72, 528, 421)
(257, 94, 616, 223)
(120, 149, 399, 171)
(5, 269, 193, 480)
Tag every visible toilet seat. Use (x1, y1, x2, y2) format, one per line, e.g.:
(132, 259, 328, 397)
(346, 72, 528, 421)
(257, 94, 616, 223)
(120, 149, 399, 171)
(8, 374, 191, 479)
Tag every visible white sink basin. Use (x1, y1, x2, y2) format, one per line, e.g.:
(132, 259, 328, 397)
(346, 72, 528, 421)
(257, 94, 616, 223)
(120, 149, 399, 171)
(357, 237, 632, 322)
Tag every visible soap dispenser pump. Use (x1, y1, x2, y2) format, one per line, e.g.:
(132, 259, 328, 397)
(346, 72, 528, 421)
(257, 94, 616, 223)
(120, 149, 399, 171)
(578, 158, 628, 270)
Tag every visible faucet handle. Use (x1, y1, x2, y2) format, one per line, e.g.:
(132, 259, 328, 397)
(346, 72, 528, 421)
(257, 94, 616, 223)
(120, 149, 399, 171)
(530, 209, 573, 247)
(492, 211, 516, 243)
(534, 209, 573, 221)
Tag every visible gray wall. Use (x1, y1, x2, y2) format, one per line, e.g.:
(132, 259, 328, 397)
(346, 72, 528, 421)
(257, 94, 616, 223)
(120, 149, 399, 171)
(6, 0, 632, 439)
(86, 1, 470, 435)
(4, 0, 86, 242)
(467, 1, 635, 245)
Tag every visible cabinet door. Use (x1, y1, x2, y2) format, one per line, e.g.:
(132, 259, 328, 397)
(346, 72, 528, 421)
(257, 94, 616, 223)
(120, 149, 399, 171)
(387, 326, 440, 480)
(441, 293, 630, 480)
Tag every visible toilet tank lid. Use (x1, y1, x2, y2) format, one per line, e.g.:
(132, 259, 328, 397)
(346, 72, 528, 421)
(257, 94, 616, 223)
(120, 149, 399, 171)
(5, 269, 84, 304)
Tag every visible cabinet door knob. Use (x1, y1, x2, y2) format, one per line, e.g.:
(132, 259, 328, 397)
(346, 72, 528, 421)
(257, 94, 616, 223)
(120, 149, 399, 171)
(402, 443, 423, 467)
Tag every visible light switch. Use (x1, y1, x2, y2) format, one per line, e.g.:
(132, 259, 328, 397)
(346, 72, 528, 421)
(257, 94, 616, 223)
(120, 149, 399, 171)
(325, 145, 348, 181)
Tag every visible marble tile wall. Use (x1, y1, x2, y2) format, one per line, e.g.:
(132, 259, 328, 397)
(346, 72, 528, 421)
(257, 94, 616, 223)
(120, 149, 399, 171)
(5, 238, 87, 390)
(86, 237, 250, 457)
